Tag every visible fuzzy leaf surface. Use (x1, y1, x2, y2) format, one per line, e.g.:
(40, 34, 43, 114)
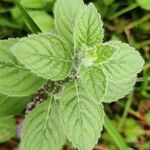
(0, 39, 45, 97)
(100, 41, 144, 102)
(60, 80, 104, 150)
(79, 66, 106, 101)
(75, 3, 103, 50)
(80, 42, 144, 102)
(21, 98, 65, 150)
(0, 94, 31, 117)
(13, 34, 72, 80)
(54, 0, 85, 49)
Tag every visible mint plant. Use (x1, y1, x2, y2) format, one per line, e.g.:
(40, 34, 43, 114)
(0, 0, 144, 150)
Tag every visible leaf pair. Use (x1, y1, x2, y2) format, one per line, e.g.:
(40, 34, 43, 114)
(0, 39, 43, 142)
(0, 33, 74, 97)
(79, 41, 143, 103)
(55, 0, 103, 51)
(0, 39, 45, 96)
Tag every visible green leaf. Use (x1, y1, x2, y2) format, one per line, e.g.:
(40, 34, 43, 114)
(75, 3, 103, 51)
(28, 10, 54, 32)
(60, 80, 104, 150)
(12, 33, 72, 80)
(80, 42, 144, 103)
(0, 39, 45, 97)
(54, 0, 85, 48)
(79, 66, 106, 102)
(0, 117, 16, 143)
(20, 98, 65, 150)
(81, 44, 116, 67)
(100, 41, 144, 102)
(20, 0, 46, 9)
(0, 94, 31, 117)
(104, 115, 128, 150)
(101, 41, 144, 81)
(137, 0, 150, 10)
(16, 0, 41, 33)
(102, 77, 136, 103)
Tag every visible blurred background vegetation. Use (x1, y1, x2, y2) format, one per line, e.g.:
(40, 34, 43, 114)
(0, 0, 150, 150)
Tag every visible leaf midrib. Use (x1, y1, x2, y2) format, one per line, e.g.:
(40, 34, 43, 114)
(74, 80, 87, 150)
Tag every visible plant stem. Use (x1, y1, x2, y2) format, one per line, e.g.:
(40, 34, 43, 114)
(109, 3, 138, 20)
(125, 14, 150, 30)
(104, 115, 128, 150)
(118, 90, 134, 130)
(135, 40, 150, 49)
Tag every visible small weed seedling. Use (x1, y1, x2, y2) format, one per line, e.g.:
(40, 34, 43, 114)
(0, 0, 144, 150)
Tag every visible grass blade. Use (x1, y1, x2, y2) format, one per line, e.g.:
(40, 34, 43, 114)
(104, 114, 128, 150)
(16, 0, 41, 33)
(118, 90, 134, 129)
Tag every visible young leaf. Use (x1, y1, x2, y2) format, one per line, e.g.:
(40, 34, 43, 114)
(80, 42, 144, 102)
(60, 80, 104, 150)
(12, 33, 72, 80)
(0, 39, 45, 97)
(54, 0, 85, 48)
(83, 43, 116, 65)
(20, 98, 65, 150)
(0, 94, 31, 117)
(75, 3, 104, 51)
(0, 117, 16, 143)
